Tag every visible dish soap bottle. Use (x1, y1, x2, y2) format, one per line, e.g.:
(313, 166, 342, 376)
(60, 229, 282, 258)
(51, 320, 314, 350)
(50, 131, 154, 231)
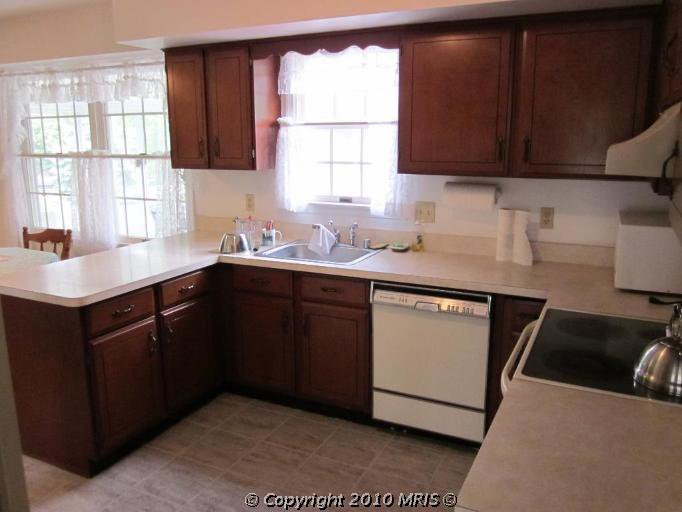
(411, 221, 424, 252)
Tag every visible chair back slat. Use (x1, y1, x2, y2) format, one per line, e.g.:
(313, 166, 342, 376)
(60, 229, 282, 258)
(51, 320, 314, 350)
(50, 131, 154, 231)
(22, 227, 73, 260)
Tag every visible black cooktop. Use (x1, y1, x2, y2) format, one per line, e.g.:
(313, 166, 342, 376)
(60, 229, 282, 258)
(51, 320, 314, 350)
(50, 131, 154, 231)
(521, 308, 679, 404)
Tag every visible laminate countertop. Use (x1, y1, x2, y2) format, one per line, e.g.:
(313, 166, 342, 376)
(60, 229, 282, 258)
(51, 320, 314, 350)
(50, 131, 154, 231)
(0, 230, 678, 510)
(0, 230, 670, 322)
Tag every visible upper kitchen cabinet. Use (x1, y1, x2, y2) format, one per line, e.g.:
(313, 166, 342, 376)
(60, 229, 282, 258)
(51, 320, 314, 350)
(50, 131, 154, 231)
(399, 27, 512, 176)
(511, 17, 653, 177)
(656, 0, 682, 111)
(205, 46, 256, 170)
(165, 45, 277, 171)
(165, 48, 209, 169)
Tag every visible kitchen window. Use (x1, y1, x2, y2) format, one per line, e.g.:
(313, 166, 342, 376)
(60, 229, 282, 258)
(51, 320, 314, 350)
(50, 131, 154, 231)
(22, 97, 186, 239)
(276, 46, 400, 214)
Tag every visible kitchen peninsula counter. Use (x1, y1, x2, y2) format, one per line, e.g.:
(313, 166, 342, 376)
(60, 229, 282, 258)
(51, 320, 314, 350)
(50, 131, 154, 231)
(0, 230, 670, 323)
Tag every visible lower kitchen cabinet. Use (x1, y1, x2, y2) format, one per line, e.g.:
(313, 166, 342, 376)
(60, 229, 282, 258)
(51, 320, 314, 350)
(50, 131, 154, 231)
(89, 317, 166, 454)
(160, 297, 217, 412)
(486, 296, 544, 428)
(297, 302, 370, 412)
(232, 292, 295, 393)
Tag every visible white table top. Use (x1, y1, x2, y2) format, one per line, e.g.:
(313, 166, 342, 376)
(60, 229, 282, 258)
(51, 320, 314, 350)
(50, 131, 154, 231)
(0, 247, 59, 275)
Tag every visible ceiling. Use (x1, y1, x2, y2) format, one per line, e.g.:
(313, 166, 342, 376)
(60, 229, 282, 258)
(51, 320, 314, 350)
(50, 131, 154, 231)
(0, 0, 103, 19)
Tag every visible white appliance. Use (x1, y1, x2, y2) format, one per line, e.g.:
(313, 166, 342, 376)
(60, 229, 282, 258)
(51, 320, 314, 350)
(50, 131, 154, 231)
(605, 102, 680, 177)
(371, 282, 491, 443)
(615, 211, 682, 294)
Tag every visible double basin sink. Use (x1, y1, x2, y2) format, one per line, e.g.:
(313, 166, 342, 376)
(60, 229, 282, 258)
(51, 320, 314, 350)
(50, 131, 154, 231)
(256, 241, 379, 265)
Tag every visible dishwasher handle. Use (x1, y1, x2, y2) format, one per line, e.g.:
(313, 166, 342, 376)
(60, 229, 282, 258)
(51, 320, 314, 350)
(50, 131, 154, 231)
(501, 320, 537, 397)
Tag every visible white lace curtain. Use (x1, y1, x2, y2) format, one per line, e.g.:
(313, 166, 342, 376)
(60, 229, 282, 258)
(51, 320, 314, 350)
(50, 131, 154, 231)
(275, 45, 410, 218)
(0, 57, 192, 253)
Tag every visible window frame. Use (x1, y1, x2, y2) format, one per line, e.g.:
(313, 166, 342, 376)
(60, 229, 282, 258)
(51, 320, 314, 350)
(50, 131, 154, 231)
(20, 98, 184, 241)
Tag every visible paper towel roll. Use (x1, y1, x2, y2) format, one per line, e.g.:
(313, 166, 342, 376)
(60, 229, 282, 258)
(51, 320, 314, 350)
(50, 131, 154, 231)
(496, 209, 515, 262)
(443, 182, 497, 211)
(512, 210, 533, 266)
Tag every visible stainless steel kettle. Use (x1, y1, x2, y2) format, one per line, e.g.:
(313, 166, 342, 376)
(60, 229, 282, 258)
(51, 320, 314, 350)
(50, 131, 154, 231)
(219, 233, 251, 254)
(634, 304, 682, 396)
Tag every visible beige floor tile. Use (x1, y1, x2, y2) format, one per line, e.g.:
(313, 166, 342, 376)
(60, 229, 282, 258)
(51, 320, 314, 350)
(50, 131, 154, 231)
(228, 441, 308, 487)
(34, 477, 129, 512)
(189, 400, 243, 428)
(355, 468, 431, 494)
(140, 456, 224, 505)
(190, 469, 288, 512)
(266, 417, 338, 452)
(148, 418, 212, 455)
(247, 398, 296, 416)
(97, 446, 174, 487)
(316, 428, 392, 467)
(103, 488, 184, 512)
(24, 457, 85, 506)
(23, 395, 478, 512)
(369, 442, 443, 485)
(219, 405, 289, 440)
(184, 428, 257, 469)
(287, 454, 365, 494)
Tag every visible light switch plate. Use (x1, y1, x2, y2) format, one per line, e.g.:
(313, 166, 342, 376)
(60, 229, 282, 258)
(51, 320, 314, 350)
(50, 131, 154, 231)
(415, 201, 436, 223)
(540, 207, 554, 229)
(245, 194, 255, 213)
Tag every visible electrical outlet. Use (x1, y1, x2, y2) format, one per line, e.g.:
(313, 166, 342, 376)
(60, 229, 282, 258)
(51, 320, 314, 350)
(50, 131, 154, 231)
(540, 207, 554, 229)
(415, 201, 436, 223)
(245, 193, 256, 213)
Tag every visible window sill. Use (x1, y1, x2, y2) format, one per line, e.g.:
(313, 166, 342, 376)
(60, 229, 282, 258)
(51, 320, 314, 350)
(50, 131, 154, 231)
(307, 201, 370, 210)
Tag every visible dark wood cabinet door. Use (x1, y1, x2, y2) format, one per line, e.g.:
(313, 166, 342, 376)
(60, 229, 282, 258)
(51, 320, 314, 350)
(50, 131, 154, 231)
(205, 46, 255, 170)
(89, 317, 166, 454)
(233, 293, 295, 393)
(165, 48, 209, 169)
(399, 27, 512, 176)
(297, 302, 370, 412)
(161, 297, 217, 412)
(657, 0, 682, 111)
(511, 17, 653, 177)
(486, 297, 544, 429)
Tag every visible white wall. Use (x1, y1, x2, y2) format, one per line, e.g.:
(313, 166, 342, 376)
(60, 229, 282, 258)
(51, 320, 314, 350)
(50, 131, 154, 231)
(190, 169, 669, 247)
(0, 2, 134, 65)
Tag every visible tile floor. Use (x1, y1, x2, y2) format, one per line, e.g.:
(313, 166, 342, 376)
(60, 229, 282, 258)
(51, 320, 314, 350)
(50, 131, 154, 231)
(24, 393, 477, 511)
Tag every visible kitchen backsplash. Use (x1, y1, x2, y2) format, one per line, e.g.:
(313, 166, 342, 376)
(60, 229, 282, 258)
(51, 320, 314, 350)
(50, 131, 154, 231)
(189, 169, 669, 262)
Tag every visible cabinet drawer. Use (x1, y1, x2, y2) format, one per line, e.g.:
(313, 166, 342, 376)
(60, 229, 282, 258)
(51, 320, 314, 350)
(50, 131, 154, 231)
(86, 288, 156, 338)
(160, 269, 212, 309)
(233, 266, 292, 297)
(299, 275, 368, 307)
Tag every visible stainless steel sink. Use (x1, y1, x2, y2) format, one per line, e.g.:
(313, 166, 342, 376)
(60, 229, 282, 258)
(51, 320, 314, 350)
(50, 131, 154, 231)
(256, 241, 379, 265)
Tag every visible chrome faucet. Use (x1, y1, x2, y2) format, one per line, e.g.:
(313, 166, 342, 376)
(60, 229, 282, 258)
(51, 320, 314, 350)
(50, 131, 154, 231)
(328, 220, 341, 244)
(349, 222, 359, 247)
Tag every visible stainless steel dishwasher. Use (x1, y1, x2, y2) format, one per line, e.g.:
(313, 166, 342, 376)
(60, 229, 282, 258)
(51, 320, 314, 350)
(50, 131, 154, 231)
(371, 282, 491, 442)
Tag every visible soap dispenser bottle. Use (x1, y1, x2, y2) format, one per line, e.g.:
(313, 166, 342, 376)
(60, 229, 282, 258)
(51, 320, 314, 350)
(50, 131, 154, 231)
(411, 221, 424, 252)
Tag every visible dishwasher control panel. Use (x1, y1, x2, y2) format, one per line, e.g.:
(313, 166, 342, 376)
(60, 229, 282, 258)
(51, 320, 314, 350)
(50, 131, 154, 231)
(372, 284, 490, 319)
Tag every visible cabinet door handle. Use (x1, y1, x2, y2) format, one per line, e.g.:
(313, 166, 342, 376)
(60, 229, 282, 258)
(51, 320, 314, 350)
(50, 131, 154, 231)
(148, 332, 159, 354)
(178, 283, 196, 295)
(281, 311, 290, 334)
(522, 136, 531, 163)
(198, 138, 205, 158)
(321, 286, 339, 294)
(213, 137, 220, 157)
(303, 315, 309, 337)
(497, 136, 505, 162)
(165, 324, 174, 344)
(112, 304, 135, 318)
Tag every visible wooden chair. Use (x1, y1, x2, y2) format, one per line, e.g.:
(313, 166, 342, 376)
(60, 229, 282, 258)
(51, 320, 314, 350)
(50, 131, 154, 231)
(22, 227, 73, 260)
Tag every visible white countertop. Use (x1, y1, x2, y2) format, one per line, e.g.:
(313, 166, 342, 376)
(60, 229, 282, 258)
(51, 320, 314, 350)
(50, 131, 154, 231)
(0, 231, 670, 323)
